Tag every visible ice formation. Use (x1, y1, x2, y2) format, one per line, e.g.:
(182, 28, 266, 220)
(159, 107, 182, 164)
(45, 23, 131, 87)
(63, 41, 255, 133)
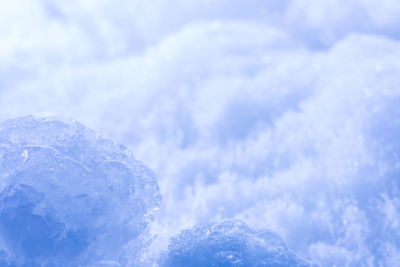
(0, 115, 160, 266)
(159, 220, 314, 267)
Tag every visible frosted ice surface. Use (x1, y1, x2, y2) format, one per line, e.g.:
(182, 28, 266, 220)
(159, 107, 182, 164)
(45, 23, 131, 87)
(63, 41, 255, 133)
(0, 115, 161, 266)
(159, 220, 316, 267)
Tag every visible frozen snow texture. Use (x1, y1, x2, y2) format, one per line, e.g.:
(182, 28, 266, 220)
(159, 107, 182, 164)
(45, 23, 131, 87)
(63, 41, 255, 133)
(159, 220, 314, 267)
(0, 115, 160, 266)
(1, 1, 400, 266)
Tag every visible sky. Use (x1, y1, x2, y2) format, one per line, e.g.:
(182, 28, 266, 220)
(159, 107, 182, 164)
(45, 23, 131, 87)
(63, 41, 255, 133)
(0, 0, 400, 266)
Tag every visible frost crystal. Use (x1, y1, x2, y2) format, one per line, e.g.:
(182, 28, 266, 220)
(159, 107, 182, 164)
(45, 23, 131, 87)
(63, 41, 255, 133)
(0, 115, 160, 266)
(160, 220, 316, 267)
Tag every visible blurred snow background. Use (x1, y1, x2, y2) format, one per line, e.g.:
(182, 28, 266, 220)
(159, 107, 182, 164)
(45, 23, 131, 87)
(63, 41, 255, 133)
(1, 0, 400, 265)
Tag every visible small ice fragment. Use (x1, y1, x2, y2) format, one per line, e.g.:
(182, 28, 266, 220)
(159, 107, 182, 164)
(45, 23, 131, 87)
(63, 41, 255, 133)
(159, 219, 316, 267)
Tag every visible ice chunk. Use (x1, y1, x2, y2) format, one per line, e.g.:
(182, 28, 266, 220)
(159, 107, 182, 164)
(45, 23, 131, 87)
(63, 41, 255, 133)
(159, 220, 315, 267)
(0, 115, 160, 266)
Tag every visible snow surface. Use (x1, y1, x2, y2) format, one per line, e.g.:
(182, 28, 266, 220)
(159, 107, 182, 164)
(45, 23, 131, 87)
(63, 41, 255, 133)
(0, 0, 400, 266)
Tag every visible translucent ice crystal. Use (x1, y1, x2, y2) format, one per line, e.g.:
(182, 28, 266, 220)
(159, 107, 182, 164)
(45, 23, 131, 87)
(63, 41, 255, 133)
(159, 220, 315, 267)
(0, 115, 161, 266)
